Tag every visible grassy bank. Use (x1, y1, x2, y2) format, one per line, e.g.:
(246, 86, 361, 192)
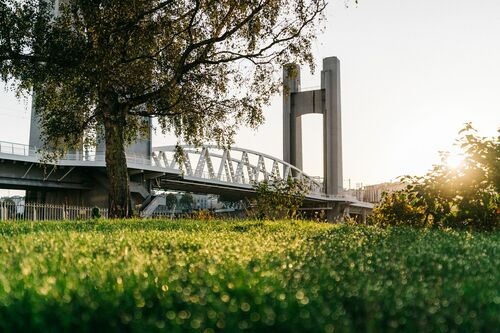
(0, 219, 498, 332)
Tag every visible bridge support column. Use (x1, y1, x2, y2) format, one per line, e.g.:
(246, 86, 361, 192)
(283, 57, 343, 195)
(322, 57, 343, 196)
(326, 202, 348, 223)
(283, 64, 302, 170)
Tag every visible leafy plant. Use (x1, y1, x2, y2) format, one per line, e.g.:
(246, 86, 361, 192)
(369, 191, 426, 227)
(371, 124, 499, 230)
(91, 206, 101, 219)
(179, 193, 194, 212)
(191, 209, 214, 221)
(252, 176, 308, 220)
(164, 193, 178, 211)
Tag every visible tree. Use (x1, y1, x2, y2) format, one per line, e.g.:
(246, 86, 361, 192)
(179, 193, 194, 212)
(0, 0, 327, 217)
(370, 124, 499, 230)
(164, 193, 177, 210)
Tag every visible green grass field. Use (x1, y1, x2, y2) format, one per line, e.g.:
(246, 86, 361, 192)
(0, 220, 498, 332)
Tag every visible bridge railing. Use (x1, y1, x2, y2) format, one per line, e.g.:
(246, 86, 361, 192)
(0, 141, 35, 156)
(0, 140, 154, 167)
(0, 201, 108, 221)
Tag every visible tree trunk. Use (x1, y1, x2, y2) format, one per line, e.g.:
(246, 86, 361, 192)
(102, 93, 132, 218)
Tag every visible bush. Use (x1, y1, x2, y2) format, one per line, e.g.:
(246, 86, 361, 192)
(191, 209, 214, 221)
(179, 193, 194, 212)
(369, 191, 426, 227)
(370, 124, 499, 230)
(91, 206, 101, 219)
(252, 176, 308, 220)
(165, 193, 178, 210)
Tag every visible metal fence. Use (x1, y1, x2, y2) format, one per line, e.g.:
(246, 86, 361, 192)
(0, 202, 108, 221)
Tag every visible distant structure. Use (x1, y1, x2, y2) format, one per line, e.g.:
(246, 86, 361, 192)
(361, 182, 406, 204)
(283, 57, 343, 195)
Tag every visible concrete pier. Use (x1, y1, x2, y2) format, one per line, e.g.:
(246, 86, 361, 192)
(283, 56, 343, 195)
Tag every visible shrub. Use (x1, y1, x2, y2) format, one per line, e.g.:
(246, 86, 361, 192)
(179, 193, 194, 212)
(91, 206, 101, 219)
(370, 191, 426, 227)
(165, 193, 178, 210)
(370, 124, 499, 230)
(252, 176, 308, 220)
(192, 209, 214, 221)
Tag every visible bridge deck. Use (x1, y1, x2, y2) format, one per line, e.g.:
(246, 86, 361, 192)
(0, 140, 372, 210)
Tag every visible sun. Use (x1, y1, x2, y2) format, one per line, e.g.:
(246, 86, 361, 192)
(445, 151, 465, 169)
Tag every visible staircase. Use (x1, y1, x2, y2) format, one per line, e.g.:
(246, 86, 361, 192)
(140, 196, 164, 218)
(130, 182, 149, 198)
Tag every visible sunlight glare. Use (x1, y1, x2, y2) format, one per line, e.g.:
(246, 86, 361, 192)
(445, 151, 465, 169)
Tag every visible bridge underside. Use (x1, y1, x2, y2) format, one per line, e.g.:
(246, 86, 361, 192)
(0, 159, 107, 206)
(151, 174, 371, 222)
(0, 158, 159, 208)
(154, 176, 346, 205)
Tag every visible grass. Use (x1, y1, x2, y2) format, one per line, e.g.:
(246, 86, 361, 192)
(0, 219, 498, 332)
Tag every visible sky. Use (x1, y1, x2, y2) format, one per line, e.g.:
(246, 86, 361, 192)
(1, 0, 499, 195)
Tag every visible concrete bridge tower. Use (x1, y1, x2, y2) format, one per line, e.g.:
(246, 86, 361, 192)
(29, 0, 152, 160)
(283, 57, 343, 196)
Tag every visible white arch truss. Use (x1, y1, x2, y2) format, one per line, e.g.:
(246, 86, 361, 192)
(152, 145, 324, 194)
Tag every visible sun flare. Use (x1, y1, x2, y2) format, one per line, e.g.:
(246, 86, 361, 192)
(445, 151, 465, 169)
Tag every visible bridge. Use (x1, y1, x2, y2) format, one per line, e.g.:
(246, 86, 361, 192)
(0, 56, 373, 221)
(0, 140, 371, 218)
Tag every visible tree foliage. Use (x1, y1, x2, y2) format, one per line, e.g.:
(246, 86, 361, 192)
(0, 0, 327, 217)
(179, 192, 194, 211)
(253, 176, 308, 220)
(370, 124, 499, 230)
(164, 193, 178, 210)
(91, 206, 101, 219)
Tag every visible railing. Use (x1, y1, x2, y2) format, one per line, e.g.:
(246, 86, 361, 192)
(0, 140, 154, 167)
(0, 141, 33, 156)
(0, 201, 108, 221)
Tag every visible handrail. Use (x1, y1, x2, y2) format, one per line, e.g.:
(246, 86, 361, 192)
(0, 140, 154, 166)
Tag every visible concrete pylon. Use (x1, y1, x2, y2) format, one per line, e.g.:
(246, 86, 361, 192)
(29, 101, 152, 160)
(322, 57, 343, 196)
(282, 56, 343, 196)
(283, 64, 302, 170)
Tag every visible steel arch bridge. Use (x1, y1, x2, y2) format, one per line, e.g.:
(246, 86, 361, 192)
(0, 140, 371, 218)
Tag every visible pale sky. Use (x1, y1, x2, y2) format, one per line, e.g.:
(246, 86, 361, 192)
(1, 0, 499, 194)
